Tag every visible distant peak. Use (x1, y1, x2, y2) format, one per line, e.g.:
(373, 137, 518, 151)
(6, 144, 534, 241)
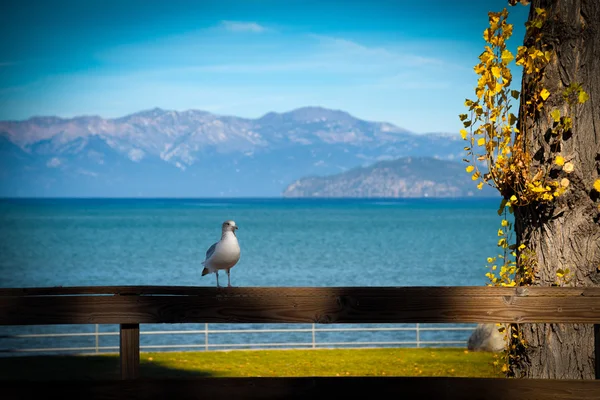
(131, 107, 169, 117)
(289, 106, 353, 118)
(258, 106, 356, 123)
(26, 116, 67, 123)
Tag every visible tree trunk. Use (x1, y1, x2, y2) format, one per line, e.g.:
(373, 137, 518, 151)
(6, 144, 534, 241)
(513, 0, 600, 379)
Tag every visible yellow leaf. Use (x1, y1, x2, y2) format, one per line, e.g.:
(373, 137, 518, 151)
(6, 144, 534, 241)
(555, 155, 565, 166)
(477, 182, 484, 190)
(501, 49, 514, 65)
(579, 90, 589, 103)
(550, 109, 560, 122)
(594, 179, 600, 193)
(540, 88, 550, 101)
(510, 195, 517, 202)
(491, 66, 501, 78)
(501, 220, 509, 227)
(472, 172, 480, 181)
(466, 165, 475, 173)
(477, 138, 486, 146)
(563, 162, 574, 173)
(483, 28, 491, 42)
(497, 229, 504, 236)
(460, 129, 468, 139)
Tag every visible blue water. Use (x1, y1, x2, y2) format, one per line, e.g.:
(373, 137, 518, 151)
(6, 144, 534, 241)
(0, 197, 504, 354)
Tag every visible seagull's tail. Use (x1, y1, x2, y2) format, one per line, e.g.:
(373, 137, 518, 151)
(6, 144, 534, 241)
(201, 267, 210, 276)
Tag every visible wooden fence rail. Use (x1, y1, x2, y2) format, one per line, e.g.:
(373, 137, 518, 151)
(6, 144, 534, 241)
(1, 285, 600, 399)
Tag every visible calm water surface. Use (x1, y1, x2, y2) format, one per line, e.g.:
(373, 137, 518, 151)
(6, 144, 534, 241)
(0, 197, 504, 288)
(0, 197, 505, 353)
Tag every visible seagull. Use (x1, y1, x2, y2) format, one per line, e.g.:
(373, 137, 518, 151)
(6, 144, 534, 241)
(201, 220, 241, 288)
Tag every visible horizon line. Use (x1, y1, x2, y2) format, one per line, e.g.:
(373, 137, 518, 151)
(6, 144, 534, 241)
(0, 196, 501, 200)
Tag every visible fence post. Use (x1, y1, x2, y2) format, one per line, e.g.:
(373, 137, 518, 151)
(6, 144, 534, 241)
(205, 323, 209, 351)
(119, 323, 140, 380)
(312, 323, 316, 349)
(595, 324, 599, 380)
(95, 324, 99, 354)
(416, 323, 420, 348)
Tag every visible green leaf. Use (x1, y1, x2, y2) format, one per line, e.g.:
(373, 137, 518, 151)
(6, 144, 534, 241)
(510, 90, 520, 100)
(498, 199, 507, 215)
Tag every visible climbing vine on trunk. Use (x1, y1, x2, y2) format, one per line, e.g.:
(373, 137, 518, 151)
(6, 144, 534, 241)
(460, 1, 597, 376)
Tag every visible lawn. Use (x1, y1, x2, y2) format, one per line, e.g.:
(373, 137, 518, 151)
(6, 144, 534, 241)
(0, 348, 502, 380)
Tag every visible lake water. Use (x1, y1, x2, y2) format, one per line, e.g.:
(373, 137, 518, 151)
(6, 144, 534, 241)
(0, 197, 504, 354)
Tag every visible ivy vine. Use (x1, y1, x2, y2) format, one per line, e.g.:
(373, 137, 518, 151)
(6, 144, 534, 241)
(459, 3, 595, 376)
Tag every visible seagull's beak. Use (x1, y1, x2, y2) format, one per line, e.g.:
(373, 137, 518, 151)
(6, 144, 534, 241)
(234, 226, 239, 230)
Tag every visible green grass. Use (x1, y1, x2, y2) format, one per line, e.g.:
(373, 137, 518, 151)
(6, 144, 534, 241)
(0, 348, 502, 380)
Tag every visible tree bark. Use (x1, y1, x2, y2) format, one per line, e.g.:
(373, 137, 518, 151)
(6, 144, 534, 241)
(513, 0, 600, 379)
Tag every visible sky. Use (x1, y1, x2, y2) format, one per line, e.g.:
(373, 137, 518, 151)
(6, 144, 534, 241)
(0, 0, 530, 133)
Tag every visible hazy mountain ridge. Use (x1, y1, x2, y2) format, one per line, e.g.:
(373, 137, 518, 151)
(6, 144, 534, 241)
(0, 107, 468, 197)
(282, 157, 496, 198)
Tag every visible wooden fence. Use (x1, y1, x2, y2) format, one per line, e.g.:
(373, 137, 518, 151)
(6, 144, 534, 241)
(1, 285, 600, 399)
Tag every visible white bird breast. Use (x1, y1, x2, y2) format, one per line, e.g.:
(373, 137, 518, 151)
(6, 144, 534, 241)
(206, 236, 241, 270)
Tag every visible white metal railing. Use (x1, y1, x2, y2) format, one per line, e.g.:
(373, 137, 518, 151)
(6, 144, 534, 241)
(0, 323, 476, 355)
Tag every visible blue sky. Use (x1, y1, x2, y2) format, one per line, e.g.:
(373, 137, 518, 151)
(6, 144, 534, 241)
(0, 0, 529, 133)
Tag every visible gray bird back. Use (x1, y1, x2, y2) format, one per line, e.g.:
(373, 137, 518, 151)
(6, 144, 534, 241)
(205, 242, 217, 259)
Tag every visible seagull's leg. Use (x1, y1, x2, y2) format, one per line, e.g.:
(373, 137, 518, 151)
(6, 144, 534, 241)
(227, 269, 232, 288)
(215, 271, 220, 288)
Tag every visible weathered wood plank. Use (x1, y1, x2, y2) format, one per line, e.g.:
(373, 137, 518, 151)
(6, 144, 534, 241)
(3, 377, 600, 400)
(1, 285, 600, 297)
(120, 324, 140, 380)
(2, 291, 600, 325)
(595, 324, 600, 380)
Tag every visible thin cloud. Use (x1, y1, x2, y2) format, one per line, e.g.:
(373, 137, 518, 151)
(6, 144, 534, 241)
(156, 34, 450, 75)
(309, 34, 446, 67)
(46, 157, 62, 168)
(364, 72, 452, 90)
(172, 61, 329, 74)
(220, 20, 268, 33)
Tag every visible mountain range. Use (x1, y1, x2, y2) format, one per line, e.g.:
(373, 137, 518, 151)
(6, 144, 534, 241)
(283, 157, 496, 198)
(0, 106, 470, 197)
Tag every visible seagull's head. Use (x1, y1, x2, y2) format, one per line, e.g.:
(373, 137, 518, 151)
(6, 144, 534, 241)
(222, 220, 239, 234)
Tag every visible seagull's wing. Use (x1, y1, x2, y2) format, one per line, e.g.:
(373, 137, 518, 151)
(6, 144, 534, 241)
(204, 242, 218, 261)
